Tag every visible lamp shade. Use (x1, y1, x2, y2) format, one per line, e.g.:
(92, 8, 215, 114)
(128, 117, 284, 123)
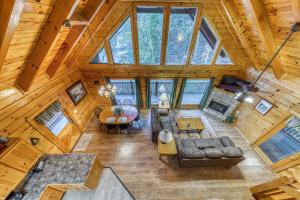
(159, 93, 169, 102)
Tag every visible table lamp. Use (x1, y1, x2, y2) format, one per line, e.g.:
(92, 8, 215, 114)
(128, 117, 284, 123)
(159, 93, 169, 106)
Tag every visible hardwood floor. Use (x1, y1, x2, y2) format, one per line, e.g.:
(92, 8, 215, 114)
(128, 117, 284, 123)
(77, 110, 277, 200)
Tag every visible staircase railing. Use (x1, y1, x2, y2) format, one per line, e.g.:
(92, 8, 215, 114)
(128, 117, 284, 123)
(249, 176, 300, 200)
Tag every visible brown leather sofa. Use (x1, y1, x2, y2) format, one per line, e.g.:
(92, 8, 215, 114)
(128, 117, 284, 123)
(175, 137, 245, 168)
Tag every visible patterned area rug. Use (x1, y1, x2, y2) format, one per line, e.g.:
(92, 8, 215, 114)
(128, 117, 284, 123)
(73, 133, 93, 152)
(169, 110, 218, 139)
(62, 167, 135, 200)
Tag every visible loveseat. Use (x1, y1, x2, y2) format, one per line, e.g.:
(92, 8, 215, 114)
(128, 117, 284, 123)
(175, 136, 245, 168)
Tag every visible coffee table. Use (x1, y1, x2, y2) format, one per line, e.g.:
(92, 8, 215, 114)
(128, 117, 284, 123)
(176, 117, 205, 133)
(158, 139, 177, 160)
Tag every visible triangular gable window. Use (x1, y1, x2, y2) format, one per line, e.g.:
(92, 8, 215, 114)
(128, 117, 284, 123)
(216, 48, 233, 65)
(91, 47, 108, 64)
(191, 17, 219, 65)
(109, 16, 134, 64)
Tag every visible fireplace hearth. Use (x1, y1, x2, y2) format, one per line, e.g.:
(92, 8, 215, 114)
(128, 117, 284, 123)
(203, 88, 239, 121)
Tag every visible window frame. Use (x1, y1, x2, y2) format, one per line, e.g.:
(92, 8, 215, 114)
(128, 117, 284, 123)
(165, 6, 199, 65)
(179, 78, 212, 109)
(215, 47, 234, 65)
(108, 15, 135, 65)
(136, 6, 165, 65)
(252, 114, 300, 172)
(191, 16, 222, 66)
(148, 78, 176, 106)
(89, 43, 109, 64)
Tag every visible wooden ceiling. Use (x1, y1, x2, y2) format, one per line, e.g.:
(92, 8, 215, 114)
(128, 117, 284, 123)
(1, 0, 300, 92)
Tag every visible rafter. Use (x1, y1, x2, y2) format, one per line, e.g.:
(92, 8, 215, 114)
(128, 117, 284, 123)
(248, 0, 285, 79)
(0, 0, 24, 72)
(221, 0, 261, 70)
(17, 0, 80, 91)
(46, 25, 85, 78)
(64, 0, 119, 68)
(46, 0, 105, 78)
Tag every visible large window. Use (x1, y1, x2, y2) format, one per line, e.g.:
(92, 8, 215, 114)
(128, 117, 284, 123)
(137, 7, 163, 65)
(110, 79, 137, 105)
(150, 79, 175, 105)
(109, 17, 134, 64)
(216, 48, 233, 65)
(35, 101, 69, 136)
(91, 47, 108, 64)
(259, 116, 300, 163)
(180, 79, 211, 106)
(166, 7, 197, 65)
(191, 17, 219, 65)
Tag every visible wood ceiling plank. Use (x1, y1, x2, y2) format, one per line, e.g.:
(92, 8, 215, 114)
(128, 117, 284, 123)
(248, 0, 285, 79)
(0, 0, 25, 72)
(17, 0, 80, 91)
(221, 0, 261, 70)
(292, 0, 300, 22)
(63, 0, 119, 68)
(45, 0, 105, 78)
(46, 25, 85, 78)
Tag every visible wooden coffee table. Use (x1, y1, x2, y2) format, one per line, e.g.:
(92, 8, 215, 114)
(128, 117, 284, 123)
(158, 139, 177, 160)
(176, 117, 205, 133)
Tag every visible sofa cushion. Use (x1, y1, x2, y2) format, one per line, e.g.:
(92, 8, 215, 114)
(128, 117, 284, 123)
(220, 136, 235, 147)
(203, 148, 224, 159)
(179, 139, 196, 149)
(195, 138, 223, 149)
(181, 148, 205, 159)
(221, 147, 244, 158)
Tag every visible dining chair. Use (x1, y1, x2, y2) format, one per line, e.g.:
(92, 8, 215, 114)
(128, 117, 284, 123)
(106, 124, 118, 133)
(94, 107, 103, 127)
(132, 114, 141, 128)
(123, 99, 132, 106)
(118, 123, 131, 134)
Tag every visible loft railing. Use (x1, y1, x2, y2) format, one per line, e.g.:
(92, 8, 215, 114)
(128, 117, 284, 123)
(249, 176, 300, 200)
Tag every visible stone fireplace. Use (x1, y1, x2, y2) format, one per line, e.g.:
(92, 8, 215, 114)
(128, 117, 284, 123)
(203, 88, 239, 121)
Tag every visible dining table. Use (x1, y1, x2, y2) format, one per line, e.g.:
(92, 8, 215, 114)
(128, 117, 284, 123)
(99, 105, 138, 124)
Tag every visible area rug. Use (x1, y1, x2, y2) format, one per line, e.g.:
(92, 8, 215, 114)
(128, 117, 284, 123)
(62, 167, 135, 200)
(72, 133, 93, 152)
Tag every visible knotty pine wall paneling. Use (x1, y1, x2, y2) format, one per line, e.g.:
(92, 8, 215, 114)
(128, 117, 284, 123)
(235, 67, 300, 182)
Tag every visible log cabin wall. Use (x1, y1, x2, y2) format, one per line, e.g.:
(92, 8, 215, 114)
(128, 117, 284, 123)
(0, 0, 96, 154)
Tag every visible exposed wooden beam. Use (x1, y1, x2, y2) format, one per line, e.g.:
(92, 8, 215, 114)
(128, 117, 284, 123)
(69, 14, 89, 26)
(292, 0, 300, 22)
(17, 0, 80, 91)
(46, 25, 85, 78)
(248, 0, 285, 79)
(45, 0, 105, 78)
(0, 0, 24, 72)
(221, 0, 261, 70)
(64, 0, 119, 68)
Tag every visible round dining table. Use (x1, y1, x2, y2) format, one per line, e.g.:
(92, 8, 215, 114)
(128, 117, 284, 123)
(99, 105, 138, 124)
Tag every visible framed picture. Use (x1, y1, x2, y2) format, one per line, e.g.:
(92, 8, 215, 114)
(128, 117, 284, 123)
(66, 80, 87, 105)
(255, 99, 273, 115)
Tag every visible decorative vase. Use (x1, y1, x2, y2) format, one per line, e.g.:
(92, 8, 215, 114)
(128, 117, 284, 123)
(159, 129, 173, 144)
